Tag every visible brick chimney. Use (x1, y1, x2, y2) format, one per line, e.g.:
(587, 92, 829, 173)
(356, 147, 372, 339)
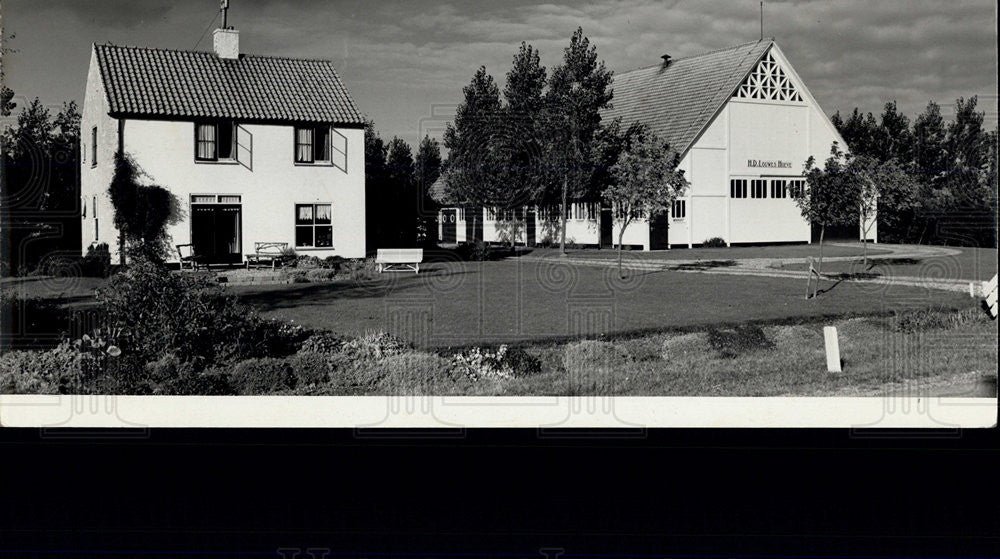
(213, 28, 239, 59)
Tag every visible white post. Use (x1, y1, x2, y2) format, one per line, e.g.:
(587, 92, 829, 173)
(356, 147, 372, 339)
(823, 326, 842, 373)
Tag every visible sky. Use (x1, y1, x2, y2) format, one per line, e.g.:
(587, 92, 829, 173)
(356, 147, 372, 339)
(2, 0, 997, 148)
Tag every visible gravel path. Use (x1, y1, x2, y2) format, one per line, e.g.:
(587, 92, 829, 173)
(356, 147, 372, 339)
(520, 243, 974, 293)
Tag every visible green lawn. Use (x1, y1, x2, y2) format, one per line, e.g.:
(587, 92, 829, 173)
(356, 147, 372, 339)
(233, 258, 977, 348)
(781, 246, 997, 281)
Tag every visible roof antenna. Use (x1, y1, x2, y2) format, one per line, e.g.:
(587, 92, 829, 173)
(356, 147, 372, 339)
(760, 1, 764, 41)
(221, 0, 229, 29)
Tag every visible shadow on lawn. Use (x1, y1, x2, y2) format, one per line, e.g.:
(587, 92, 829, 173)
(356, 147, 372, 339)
(671, 260, 738, 271)
(235, 266, 481, 311)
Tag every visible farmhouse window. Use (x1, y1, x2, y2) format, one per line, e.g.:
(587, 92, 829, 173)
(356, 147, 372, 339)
(295, 126, 336, 164)
(295, 203, 333, 248)
(751, 180, 768, 199)
(196, 121, 237, 161)
(730, 179, 748, 199)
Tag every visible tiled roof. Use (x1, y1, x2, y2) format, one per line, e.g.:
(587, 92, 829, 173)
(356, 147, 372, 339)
(601, 39, 773, 156)
(94, 43, 364, 125)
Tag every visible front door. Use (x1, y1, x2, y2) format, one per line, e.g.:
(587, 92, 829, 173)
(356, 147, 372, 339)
(191, 203, 242, 264)
(441, 209, 457, 243)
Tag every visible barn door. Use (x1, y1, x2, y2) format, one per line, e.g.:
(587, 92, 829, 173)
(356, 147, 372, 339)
(441, 209, 457, 243)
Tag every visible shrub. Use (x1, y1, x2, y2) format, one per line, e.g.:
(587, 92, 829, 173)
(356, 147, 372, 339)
(452, 344, 542, 381)
(0, 340, 110, 394)
(365, 351, 468, 394)
(143, 353, 233, 395)
(81, 243, 112, 277)
(299, 332, 344, 355)
(705, 324, 775, 358)
(96, 255, 293, 365)
(230, 357, 297, 395)
(458, 241, 492, 261)
(0, 292, 70, 350)
(342, 331, 410, 360)
(703, 237, 727, 248)
(286, 352, 332, 388)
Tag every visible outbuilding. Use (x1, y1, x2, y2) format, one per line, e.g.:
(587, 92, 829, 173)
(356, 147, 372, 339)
(439, 38, 874, 249)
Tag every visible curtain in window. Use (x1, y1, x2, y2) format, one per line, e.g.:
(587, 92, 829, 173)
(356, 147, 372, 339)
(314, 127, 331, 161)
(296, 128, 314, 162)
(314, 204, 332, 224)
(197, 124, 216, 160)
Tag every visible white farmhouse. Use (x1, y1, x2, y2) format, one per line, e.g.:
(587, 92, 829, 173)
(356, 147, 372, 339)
(439, 39, 873, 249)
(81, 26, 366, 265)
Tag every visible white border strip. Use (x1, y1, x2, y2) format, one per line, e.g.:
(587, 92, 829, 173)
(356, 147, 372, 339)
(1, 396, 995, 428)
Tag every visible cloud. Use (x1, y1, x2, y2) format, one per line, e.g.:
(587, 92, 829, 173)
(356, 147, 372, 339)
(2, 0, 995, 147)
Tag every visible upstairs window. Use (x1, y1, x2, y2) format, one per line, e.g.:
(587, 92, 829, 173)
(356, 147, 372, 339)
(730, 179, 748, 199)
(196, 121, 237, 161)
(295, 125, 333, 164)
(751, 180, 767, 199)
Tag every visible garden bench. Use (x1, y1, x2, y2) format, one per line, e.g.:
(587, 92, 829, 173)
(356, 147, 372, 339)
(176, 244, 203, 271)
(375, 248, 422, 274)
(246, 242, 288, 269)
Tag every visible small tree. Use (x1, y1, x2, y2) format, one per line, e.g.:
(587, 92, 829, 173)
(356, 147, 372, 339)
(797, 142, 858, 281)
(849, 155, 918, 266)
(603, 126, 687, 278)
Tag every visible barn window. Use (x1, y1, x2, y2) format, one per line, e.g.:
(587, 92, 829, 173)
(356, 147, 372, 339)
(770, 179, 788, 199)
(733, 51, 802, 102)
(789, 179, 806, 199)
(672, 200, 686, 219)
(730, 179, 748, 199)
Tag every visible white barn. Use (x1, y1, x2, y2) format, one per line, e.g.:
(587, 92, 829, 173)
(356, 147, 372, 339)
(439, 39, 873, 249)
(81, 26, 366, 265)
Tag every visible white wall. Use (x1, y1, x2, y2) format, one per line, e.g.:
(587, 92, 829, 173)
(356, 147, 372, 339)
(80, 48, 123, 261)
(122, 120, 365, 261)
(677, 43, 862, 245)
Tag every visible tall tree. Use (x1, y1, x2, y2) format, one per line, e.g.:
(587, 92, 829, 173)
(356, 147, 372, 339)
(495, 42, 548, 247)
(543, 27, 613, 254)
(442, 66, 504, 221)
(414, 135, 442, 247)
(836, 108, 880, 159)
(385, 137, 416, 247)
(363, 118, 389, 252)
(875, 101, 914, 164)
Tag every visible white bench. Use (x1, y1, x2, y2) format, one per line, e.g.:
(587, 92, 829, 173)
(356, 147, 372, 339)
(376, 248, 423, 274)
(971, 274, 998, 318)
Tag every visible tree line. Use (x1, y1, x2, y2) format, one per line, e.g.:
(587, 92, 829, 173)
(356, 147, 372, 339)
(830, 98, 998, 248)
(441, 27, 687, 258)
